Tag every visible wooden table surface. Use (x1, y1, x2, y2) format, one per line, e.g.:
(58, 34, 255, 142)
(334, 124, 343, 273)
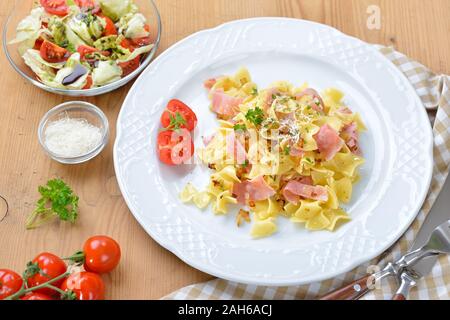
(0, 0, 449, 300)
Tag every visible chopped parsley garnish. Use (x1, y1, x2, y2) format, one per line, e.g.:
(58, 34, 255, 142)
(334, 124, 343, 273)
(240, 159, 250, 168)
(315, 100, 321, 106)
(233, 124, 247, 132)
(283, 146, 291, 156)
(251, 87, 258, 96)
(272, 94, 277, 100)
(304, 157, 314, 164)
(168, 112, 187, 130)
(245, 107, 265, 126)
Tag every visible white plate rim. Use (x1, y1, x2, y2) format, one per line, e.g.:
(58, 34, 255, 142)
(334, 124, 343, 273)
(113, 17, 434, 286)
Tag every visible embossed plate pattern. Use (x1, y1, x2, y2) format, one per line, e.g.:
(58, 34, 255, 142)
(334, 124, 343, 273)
(113, 18, 433, 286)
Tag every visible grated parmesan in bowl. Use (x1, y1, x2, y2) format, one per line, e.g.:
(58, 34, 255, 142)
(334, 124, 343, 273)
(38, 101, 109, 164)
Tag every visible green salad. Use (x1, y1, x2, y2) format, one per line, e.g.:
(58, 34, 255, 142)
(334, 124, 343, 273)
(10, 0, 154, 90)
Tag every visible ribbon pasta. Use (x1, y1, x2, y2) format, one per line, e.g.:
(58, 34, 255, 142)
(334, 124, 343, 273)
(180, 68, 365, 238)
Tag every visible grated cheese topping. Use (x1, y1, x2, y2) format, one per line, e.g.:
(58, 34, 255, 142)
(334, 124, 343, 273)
(44, 117, 103, 158)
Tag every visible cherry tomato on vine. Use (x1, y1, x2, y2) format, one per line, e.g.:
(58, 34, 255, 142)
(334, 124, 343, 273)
(27, 252, 67, 297)
(60, 272, 105, 300)
(0, 269, 23, 300)
(83, 235, 121, 274)
(20, 292, 53, 300)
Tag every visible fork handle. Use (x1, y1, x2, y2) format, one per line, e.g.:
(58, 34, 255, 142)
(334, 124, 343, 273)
(392, 293, 406, 300)
(392, 272, 416, 301)
(319, 275, 374, 300)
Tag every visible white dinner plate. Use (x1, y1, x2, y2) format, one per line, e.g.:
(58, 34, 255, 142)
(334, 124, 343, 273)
(113, 18, 433, 286)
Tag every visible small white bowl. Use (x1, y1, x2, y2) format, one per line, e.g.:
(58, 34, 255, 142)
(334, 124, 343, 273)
(38, 101, 109, 164)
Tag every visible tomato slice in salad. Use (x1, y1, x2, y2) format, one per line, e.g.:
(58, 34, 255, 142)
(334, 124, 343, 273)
(157, 129, 195, 166)
(75, 0, 98, 11)
(83, 75, 93, 89)
(40, 41, 70, 63)
(131, 25, 152, 47)
(120, 38, 135, 52)
(161, 99, 198, 131)
(33, 37, 44, 50)
(77, 45, 97, 60)
(40, 0, 69, 16)
(98, 14, 117, 36)
(118, 56, 141, 77)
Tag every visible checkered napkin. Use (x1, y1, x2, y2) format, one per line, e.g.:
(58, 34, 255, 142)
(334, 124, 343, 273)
(163, 46, 450, 300)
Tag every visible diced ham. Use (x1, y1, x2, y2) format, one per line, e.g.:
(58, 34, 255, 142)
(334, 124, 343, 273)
(295, 88, 324, 112)
(289, 146, 304, 157)
(204, 78, 217, 90)
(264, 88, 282, 109)
(226, 132, 247, 164)
(282, 180, 328, 204)
(338, 106, 353, 114)
(342, 122, 361, 155)
(232, 176, 276, 205)
(211, 89, 243, 118)
(313, 124, 344, 160)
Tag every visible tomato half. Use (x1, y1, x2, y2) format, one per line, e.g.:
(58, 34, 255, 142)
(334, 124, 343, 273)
(20, 292, 53, 300)
(60, 272, 105, 300)
(27, 252, 67, 297)
(118, 56, 141, 77)
(40, 41, 69, 63)
(131, 24, 152, 47)
(40, 0, 69, 16)
(82, 75, 93, 89)
(83, 236, 121, 274)
(157, 129, 195, 166)
(0, 269, 23, 300)
(161, 99, 198, 131)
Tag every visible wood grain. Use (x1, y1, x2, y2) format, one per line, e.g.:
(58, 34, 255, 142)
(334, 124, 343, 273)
(0, 0, 448, 300)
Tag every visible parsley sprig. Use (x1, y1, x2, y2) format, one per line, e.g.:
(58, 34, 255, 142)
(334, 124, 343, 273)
(25, 179, 79, 230)
(245, 107, 265, 126)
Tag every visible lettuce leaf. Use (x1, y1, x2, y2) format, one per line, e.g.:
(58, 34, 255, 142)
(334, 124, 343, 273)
(22, 49, 66, 69)
(54, 54, 90, 89)
(118, 13, 149, 39)
(99, 0, 138, 22)
(67, 13, 106, 45)
(118, 44, 154, 62)
(22, 49, 57, 85)
(92, 60, 122, 86)
(9, 8, 44, 55)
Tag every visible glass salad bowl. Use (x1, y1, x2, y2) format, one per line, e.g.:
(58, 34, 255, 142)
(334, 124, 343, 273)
(2, 0, 161, 97)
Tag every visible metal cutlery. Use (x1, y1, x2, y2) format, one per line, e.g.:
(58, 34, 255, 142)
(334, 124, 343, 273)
(320, 176, 450, 300)
(320, 220, 450, 300)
